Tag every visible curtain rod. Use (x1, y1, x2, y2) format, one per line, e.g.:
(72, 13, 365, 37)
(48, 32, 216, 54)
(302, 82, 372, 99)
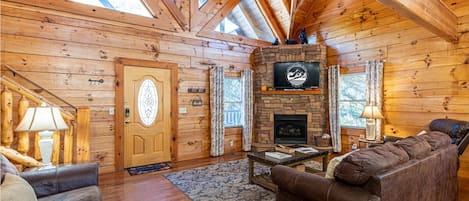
(329, 59, 387, 68)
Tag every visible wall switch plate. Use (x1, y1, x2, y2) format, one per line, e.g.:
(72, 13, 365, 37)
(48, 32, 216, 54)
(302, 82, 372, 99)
(229, 140, 234, 147)
(109, 107, 115, 115)
(179, 107, 187, 114)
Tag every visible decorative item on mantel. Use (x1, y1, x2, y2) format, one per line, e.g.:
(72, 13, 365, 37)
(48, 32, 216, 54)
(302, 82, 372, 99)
(272, 38, 279, 46)
(299, 28, 308, 44)
(284, 38, 298, 45)
(360, 104, 384, 140)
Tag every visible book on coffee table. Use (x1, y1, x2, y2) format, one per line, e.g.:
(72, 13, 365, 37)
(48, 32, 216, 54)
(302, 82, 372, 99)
(294, 147, 318, 154)
(265, 152, 292, 159)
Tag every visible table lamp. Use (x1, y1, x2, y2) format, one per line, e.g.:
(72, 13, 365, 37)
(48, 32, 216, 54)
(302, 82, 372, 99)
(360, 105, 384, 140)
(15, 104, 68, 166)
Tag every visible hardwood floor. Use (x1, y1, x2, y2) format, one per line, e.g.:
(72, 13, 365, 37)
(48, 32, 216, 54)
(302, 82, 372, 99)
(99, 151, 469, 201)
(99, 152, 247, 201)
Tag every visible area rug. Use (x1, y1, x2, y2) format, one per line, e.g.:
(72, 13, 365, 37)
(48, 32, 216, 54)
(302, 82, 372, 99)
(163, 158, 275, 201)
(126, 162, 171, 176)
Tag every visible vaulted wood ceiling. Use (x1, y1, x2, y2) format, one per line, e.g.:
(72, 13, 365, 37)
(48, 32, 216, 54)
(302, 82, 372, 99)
(23, 0, 459, 45)
(191, 0, 459, 43)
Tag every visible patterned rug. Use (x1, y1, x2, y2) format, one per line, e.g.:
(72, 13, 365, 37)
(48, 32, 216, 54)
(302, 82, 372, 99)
(163, 158, 275, 201)
(126, 162, 171, 176)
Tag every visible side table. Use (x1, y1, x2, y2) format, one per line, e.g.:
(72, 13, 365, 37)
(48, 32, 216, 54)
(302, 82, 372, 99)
(358, 138, 384, 148)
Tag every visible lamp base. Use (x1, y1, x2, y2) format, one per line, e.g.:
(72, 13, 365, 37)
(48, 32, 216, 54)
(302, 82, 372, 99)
(365, 119, 376, 141)
(38, 130, 54, 167)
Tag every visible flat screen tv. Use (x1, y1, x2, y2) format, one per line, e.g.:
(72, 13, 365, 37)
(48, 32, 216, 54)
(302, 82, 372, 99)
(274, 62, 320, 89)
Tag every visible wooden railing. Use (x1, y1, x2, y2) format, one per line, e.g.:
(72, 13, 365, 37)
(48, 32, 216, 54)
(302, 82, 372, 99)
(0, 75, 90, 169)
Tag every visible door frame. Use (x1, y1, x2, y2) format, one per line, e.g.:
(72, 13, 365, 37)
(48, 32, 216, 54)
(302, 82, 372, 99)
(115, 57, 178, 171)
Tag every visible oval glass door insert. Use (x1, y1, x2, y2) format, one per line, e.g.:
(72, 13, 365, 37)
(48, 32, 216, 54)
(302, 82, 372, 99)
(138, 79, 158, 126)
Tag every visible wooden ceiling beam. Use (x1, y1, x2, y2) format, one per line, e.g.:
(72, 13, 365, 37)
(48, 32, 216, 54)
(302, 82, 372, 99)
(255, 0, 286, 44)
(199, 0, 240, 32)
(190, 0, 230, 32)
(376, 0, 458, 42)
(288, 0, 305, 39)
(141, 0, 167, 19)
(161, 0, 189, 31)
(5, 0, 178, 32)
(197, 0, 271, 46)
(282, 0, 291, 15)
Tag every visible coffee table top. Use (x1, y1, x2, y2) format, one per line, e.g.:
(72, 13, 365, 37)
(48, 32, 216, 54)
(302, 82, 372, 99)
(247, 150, 328, 166)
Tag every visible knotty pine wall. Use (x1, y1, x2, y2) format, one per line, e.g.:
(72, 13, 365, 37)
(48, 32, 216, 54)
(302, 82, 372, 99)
(304, 0, 469, 194)
(0, 1, 253, 173)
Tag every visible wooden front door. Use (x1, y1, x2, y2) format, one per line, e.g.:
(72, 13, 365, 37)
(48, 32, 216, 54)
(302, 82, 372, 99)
(123, 66, 171, 168)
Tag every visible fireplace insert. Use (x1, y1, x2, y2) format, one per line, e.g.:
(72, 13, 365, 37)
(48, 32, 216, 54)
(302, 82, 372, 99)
(274, 114, 307, 144)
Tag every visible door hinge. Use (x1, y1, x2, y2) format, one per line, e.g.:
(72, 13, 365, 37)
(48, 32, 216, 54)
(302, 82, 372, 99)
(170, 112, 172, 117)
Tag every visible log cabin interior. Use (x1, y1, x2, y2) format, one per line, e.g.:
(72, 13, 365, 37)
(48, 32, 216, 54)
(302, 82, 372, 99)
(1, 0, 469, 200)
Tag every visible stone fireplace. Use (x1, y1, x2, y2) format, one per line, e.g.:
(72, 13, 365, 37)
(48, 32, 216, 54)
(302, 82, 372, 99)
(274, 114, 307, 144)
(252, 44, 327, 145)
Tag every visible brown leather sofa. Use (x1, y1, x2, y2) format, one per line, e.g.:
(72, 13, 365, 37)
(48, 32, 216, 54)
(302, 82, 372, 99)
(272, 131, 458, 201)
(20, 163, 102, 201)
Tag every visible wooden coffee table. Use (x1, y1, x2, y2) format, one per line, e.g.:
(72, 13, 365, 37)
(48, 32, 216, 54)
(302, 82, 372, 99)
(247, 150, 328, 192)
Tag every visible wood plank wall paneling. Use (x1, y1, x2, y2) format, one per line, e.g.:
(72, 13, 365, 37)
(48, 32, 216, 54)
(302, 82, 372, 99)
(303, 0, 469, 160)
(0, 1, 253, 173)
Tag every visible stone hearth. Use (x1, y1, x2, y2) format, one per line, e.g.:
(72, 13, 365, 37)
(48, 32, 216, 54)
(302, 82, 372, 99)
(252, 44, 327, 144)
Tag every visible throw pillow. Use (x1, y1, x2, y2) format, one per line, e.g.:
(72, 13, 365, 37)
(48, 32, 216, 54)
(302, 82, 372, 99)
(0, 173, 37, 201)
(419, 131, 451, 150)
(1, 154, 19, 183)
(325, 150, 356, 179)
(394, 136, 432, 159)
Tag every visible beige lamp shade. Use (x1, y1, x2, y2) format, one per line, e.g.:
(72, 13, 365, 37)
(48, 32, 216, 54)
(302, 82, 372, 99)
(15, 106, 69, 132)
(360, 105, 384, 119)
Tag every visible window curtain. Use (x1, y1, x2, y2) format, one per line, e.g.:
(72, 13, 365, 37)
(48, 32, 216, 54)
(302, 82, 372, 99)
(365, 60, 384, 140)
(210, 66, 224, 157)
(242, 69, 253, 151)
(328, 65, 341, 152)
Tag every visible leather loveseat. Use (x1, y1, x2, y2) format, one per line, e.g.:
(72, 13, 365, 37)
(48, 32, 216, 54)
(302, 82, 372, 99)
(272, 131, 458, 201)
(0, 153, 102, 201)
(21, 163, 102, 201)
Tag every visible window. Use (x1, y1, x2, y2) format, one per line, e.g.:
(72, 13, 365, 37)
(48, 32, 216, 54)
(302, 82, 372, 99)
(339, 73, 366, 128)
(224, 77, 243, 127)
(214, 0, 275, 42)
(71, 0, 153, 17)
(199, 0, 208, 8)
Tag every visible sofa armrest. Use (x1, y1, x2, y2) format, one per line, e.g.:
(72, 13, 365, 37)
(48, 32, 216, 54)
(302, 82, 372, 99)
(20, 163, 99, 198)
(272, 165, 380, 201)
(272, 165, 331, 201)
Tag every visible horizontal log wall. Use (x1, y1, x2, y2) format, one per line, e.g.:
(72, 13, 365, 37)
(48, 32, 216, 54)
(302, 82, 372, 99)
(0, 1, 254, 173)
(304, 0, 469, 194)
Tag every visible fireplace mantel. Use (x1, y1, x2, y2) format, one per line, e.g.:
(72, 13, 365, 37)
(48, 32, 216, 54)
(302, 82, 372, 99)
(252, 44, 327, 145)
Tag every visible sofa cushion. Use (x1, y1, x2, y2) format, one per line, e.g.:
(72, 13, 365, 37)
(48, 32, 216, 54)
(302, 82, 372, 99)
(418, 131, 451, 151)
(334, 143, 409, 185)
(1, 154, 19, 183)
(1, 173, 38, 201)
(395, 136, 432, 159)
(38, 186, 102, 201)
